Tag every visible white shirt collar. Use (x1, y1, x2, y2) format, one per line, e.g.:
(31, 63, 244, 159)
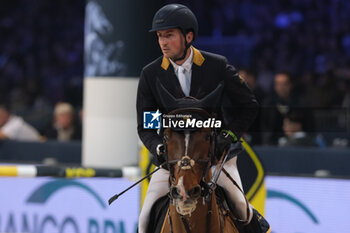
(169, 47, 193, 73)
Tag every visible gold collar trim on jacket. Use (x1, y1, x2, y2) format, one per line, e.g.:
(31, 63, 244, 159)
(161, 46, 205, 70)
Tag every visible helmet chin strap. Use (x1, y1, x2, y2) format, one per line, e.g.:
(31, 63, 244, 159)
(173, 31, 192, 62)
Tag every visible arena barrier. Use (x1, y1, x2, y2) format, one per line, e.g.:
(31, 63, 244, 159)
(0, 165, 140, 178)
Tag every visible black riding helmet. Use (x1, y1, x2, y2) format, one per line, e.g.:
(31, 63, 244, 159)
(150, 4, 198, 61)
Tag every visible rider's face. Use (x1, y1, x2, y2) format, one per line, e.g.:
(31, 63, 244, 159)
(157, 28, 186, 60)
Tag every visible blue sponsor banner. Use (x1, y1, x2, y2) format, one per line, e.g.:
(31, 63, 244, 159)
(265, 176, 350, 233)
(0, 177, 139, 233)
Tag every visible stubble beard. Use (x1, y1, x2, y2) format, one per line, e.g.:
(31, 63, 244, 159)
(162, 44, 186, 62)
(168, 50, 186, 62)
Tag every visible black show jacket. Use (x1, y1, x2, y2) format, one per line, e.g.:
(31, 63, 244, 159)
(137, 47, 258, 159)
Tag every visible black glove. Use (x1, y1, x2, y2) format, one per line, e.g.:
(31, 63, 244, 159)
(154, 143, 166, 166)
(215, 130, 238, 160)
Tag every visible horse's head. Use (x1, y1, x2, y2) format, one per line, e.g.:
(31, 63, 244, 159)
(156, 81, 224, 216)
(164, 124, 214, 216)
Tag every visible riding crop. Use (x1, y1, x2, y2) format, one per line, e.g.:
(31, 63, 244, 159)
(108, 162, 166, 205)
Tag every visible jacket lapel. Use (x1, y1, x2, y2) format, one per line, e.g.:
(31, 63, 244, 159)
(164, 66, 186, 98)
(190, 47, 205, 98)
(160, 46, 205, 98)
(189, 64, 202, 98)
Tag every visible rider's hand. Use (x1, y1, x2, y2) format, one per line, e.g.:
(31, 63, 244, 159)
(156, 143, 165, 156)
(215, 130, 238, 160)
(155, 143, 166, 165)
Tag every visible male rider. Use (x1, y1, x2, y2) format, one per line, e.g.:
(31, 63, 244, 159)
(137, 4, 260, 233)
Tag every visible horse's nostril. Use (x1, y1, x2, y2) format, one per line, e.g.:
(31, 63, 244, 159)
(170, 186, 181, 199)
(188, 185, 201, 199)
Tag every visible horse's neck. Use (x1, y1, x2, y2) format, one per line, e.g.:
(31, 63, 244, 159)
(168, 193, 220, 233)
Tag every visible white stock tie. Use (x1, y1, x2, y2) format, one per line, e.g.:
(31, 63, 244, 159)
(178, 66, 190, 96)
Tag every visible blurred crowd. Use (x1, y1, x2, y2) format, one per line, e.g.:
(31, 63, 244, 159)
(170, 0, 350, 147)
(0, 0, 84, 136)
(0, 101, 82, 142)
(0, 0, 349, 146)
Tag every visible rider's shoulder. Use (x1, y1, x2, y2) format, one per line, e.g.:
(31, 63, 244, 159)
(200, 50, 237, 73)
(200, 50, 228, 64)
(142, 56, 164, 74)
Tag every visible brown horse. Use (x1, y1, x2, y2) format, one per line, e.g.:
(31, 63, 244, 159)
(144, 81, 270, 233)
(158, 108, 241, 233)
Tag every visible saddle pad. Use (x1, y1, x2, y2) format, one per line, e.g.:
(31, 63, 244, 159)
(146, 195, 169, 233)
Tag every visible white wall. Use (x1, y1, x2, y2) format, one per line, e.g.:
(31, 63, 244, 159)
(83, 77, 139, 168)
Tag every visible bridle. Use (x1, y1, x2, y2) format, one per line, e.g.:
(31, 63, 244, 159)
(162, 108, 217, 196)
(162, 107, 218, 233)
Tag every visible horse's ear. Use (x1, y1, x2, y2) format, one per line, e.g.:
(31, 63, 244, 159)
(156, 80, 177, 109)
(200, 82, 224, 110)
